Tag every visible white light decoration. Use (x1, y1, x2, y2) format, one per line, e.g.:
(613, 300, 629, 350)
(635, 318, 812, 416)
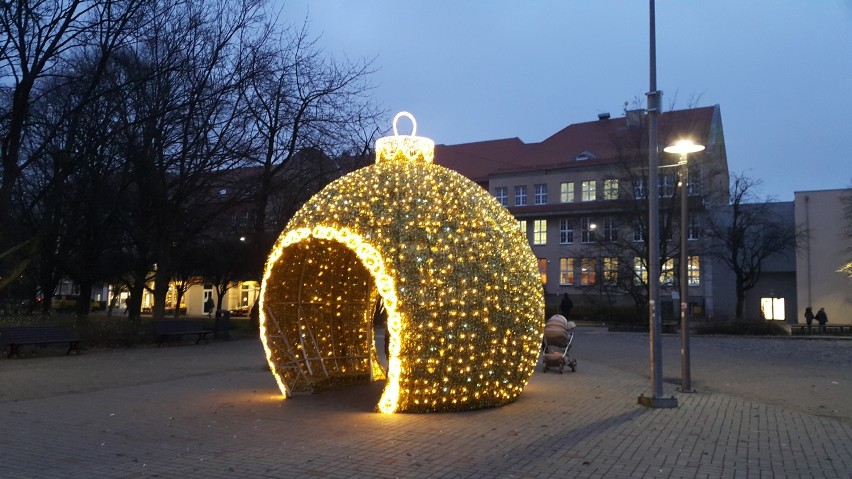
(259, 112, 543, 413)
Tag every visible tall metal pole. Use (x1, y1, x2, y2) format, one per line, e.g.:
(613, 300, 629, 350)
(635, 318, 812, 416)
(639, 0, 677, 408)
(679, 157, 693, 392)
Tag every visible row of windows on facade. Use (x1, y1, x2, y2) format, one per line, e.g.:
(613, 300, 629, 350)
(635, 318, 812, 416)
(537, 256, 701, 287)
(494, 174, 701, 207)
(519, 217, 701, 246)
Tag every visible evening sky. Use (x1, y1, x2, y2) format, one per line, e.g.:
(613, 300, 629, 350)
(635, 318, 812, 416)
(278, 1, 852, 201)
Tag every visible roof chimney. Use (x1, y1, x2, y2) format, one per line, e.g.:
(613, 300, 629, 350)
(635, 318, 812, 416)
(625, 109, 645, 128)
(598, 112, 611, 121)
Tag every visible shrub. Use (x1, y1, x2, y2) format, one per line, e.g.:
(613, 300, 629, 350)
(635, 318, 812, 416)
(692, 318, 789, 336)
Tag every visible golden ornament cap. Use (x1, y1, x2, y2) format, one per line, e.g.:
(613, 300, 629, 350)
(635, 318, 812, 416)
(375, 111, 435, 164)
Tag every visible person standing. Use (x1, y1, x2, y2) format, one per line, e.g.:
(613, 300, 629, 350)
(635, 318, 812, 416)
(815, 307, 828, 334)
(559, 293, 574, 318)
(205, 296, 215, 318)
(804, 307, 815, 333)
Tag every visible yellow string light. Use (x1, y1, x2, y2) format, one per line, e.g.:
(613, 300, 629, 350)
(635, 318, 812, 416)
(259, 112, 543, 413)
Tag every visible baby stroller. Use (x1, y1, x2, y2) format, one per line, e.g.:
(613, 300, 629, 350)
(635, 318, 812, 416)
(542, 314, 577, 373)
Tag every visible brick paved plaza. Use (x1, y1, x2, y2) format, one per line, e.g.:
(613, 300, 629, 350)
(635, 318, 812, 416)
(2, 329, 850, 478)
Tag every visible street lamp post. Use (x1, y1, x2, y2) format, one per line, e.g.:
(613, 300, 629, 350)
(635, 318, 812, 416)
(663, 139, 704, 393)
(639, 0, 677, 409)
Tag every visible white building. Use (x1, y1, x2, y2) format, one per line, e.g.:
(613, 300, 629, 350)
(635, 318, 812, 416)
(795, 189, 852, 325)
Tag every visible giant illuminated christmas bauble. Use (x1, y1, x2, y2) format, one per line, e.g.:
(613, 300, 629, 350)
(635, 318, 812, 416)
(259, 113, 543, 413)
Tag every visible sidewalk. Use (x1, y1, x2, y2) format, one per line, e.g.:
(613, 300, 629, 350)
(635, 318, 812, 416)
(2, 336, 851, 478)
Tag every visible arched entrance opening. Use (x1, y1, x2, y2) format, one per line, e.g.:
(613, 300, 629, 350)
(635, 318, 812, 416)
(260, 227, 401, 412)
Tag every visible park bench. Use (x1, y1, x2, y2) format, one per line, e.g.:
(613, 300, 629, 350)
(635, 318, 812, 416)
(0, 326, 82, 358)
(151, 319, 212, 346)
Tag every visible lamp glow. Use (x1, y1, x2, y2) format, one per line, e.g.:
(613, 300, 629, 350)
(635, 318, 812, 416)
(663, 139, 705, 157)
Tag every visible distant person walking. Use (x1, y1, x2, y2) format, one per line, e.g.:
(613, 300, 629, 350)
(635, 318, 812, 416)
(804, 307, 815, 333)
(559, 293, 574, 318)
(205, 297, 215, 318)
(815, 307, 828, 334)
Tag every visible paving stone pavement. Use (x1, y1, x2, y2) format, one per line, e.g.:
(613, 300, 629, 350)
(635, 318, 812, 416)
(2, 331, 851, 478)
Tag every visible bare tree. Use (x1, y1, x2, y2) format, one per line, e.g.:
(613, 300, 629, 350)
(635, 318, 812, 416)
(243, 21, 382, 258)
(705, 174, 799, 318)
(0, 0, 144, 295)
(108, 0, 266, 321)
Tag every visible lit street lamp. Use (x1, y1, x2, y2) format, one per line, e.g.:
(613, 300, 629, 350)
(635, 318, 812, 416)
(663, 139, 704, 392)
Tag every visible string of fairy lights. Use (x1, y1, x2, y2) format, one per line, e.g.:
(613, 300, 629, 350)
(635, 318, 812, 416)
(259, 112, 544, 413)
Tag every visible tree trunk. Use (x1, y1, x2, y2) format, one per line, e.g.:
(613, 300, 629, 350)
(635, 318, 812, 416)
(152, 267, 170, 321)
(735, 277, 746, 319)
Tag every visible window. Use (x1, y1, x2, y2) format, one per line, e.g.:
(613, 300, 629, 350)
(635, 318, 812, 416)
(538, 258, 548, 285)
(514, 185, 527, 206)
(603, 257, 618, 284)
(518, 220, 527, 236)
(533, 219, 547, 245)
(603, 179, 619, 200)
(688, 256, 700, 286)
(559, 258, 574, 285)
(576, 151, 596, 161)
(661, 258, 675, 285)
(633, 219, 645, 242)
(559, 218, 573, 244)
(634, 178, 647, 199)
(633, 257, 647, 286)
(760, 296, 785, 320)
(231, 211, 251, 227)
(534, 184, 547, 205)
(494, 187, 508, 206)
(581, 257, 596, 285)
(602, 217, 618, 242)
(687, 164, 702, 196)
(581, 217, 596, 243)
(659, 174, 674, 198)
(687, 215, 700, 240)
(581, 180, 596, 201)
(560, 182, 574, 203)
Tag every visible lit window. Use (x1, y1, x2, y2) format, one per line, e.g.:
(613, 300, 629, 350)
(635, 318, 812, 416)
(559, 258, 574, 285)
(518, 220, 527, 236)
(534, 184, 547, 205)
(603, 257, 618, 284)
(603, 179, 619, 200)
(560, 182, 574, 203)
(538, 258, 547, 285)
(533, 219, 547, 245)
(581, 180, 596, 201)
(559, 218, 573, 244)
(688, 256, 700, 286)
(760, 296, 785, 320)
(581, 217, 595, 243)
(494, 187, 507, 206)
(661, 258, 675, 285)
(581, 257, 596, 286)
(633, 257, 647, 286)
(514, 185, 527, 206)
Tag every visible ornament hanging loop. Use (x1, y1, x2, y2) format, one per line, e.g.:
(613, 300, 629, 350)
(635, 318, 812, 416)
(393, 111, 417, 137)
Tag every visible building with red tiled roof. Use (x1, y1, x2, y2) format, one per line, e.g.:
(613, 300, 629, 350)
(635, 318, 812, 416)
(435, 105, 731, 320)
